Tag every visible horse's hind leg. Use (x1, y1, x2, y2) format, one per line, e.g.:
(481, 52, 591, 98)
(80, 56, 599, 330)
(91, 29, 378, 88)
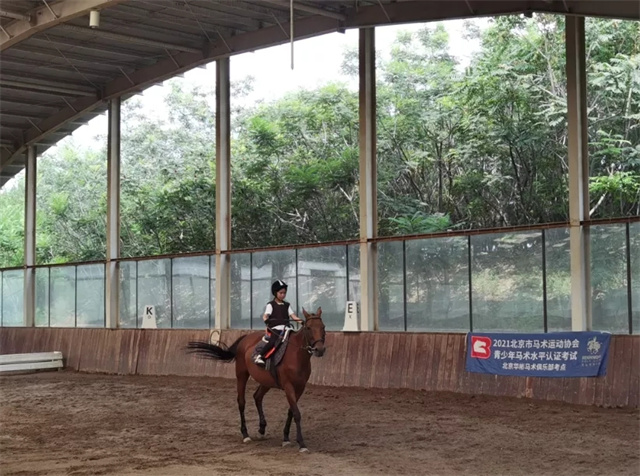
(236, 370, 251, 443)
(253, 385, 270, 438)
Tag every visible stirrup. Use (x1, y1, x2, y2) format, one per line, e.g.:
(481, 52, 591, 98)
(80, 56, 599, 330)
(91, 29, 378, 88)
(254, 356, 266, 366)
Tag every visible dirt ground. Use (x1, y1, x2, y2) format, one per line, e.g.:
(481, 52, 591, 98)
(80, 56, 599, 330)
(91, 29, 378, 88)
(0, 371, 638, 476)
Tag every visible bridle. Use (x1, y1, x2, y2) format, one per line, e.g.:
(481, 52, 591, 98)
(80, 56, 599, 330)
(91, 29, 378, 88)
(301, 316, 325, 355)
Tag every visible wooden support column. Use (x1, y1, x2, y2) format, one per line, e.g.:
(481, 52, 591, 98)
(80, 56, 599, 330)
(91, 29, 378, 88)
(106, 98, 121, 328)
(23, 146, 36, 327)
(359, 27, 378, 331)
(215, 57, 231, 330)
(566, 16, 591, 331)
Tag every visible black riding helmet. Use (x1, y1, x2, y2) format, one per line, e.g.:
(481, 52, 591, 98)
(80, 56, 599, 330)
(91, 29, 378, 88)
(271, 280, 288, 296)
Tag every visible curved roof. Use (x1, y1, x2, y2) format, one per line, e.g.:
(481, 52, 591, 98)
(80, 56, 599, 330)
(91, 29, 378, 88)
(0, 0, 638, 187)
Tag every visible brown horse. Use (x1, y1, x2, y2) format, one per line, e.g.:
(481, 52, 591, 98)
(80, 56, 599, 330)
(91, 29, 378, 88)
(187, 307, 326, 452)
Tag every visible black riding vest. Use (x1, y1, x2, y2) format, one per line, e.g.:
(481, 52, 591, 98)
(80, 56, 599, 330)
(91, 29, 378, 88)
(266, 300, 291, 327)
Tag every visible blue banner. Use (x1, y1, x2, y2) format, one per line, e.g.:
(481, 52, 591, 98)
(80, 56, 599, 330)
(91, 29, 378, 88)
(465, 332, 611, 377)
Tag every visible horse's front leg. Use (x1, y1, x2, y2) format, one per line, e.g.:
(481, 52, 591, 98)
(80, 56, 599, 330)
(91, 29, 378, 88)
(282, 408, 293, 447)
(253, 385, 270, 439)
(237, 372, 251, 442)
(283, 384, 307, 452)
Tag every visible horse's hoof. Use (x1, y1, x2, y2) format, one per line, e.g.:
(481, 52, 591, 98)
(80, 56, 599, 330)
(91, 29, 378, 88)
(299, 447, 309, 453)
(243, 437, 252, 443)
(282, 441, 291, 447)
(256, 434, 265, 440)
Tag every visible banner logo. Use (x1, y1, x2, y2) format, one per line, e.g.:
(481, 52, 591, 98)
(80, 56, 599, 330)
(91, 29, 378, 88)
(471, 336, 492, 359)
(587, 337, 601, 354)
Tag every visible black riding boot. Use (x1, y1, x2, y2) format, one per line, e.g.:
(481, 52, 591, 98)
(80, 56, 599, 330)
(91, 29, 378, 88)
(255, 332, 279, 366)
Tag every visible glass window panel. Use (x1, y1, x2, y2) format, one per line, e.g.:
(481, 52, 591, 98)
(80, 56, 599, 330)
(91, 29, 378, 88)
(631, 222, 639, 334)
(35, 268, 50, 327)
(210, 255, 216, 328)
(591, 224, 628, 333)
(378, 241, 404, 331)
(119, 261, 137, 328)
(230, 253, 251, 329)
(471, 232, 543, 332)
(405, 237, 469, 332)
(252, 250, 297, 329)
(172, 256, 210, 329)
(347, 244, 360, 305)
(50, 266, 76, 327)
(545, 228, 571, 332)
(2, 270, 24, 327)
(138, 259, 171, 328)
(297, 246, 347, 331)
(76, 264, 105, 328)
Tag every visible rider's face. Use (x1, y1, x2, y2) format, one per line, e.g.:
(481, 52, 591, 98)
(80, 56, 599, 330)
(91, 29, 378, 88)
(276, 289, 287, 301)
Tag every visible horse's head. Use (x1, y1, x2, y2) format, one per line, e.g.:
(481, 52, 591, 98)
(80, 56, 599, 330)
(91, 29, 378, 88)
(302, 307, 326, 357)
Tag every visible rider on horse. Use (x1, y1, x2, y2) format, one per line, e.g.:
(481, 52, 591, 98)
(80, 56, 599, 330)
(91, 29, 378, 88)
(254, 280, 303, 367)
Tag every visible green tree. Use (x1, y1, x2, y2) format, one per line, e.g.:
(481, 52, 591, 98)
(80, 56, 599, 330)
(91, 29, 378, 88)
(231, 83, 360, 247)
(0, 182, 24, 267)
(35, 141, 107, 263)
(118, 83, 217, 257)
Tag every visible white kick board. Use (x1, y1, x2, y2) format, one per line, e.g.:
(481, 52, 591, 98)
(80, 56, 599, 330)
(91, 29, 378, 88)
(0, 351, 63, 373)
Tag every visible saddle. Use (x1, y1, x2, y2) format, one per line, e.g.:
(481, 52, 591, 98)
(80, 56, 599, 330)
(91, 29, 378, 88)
(251, 328, 291, 373)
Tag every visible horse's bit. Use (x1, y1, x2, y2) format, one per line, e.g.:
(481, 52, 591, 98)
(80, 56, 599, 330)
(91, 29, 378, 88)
(302, 317, 325, 355)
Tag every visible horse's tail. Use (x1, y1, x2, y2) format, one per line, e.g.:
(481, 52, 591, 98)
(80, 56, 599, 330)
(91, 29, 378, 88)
(186, 336, 244, 363)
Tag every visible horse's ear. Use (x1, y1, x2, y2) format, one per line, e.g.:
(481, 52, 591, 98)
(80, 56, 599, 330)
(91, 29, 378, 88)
(316, 307, 322, 317)
(302, 308, 310, 319)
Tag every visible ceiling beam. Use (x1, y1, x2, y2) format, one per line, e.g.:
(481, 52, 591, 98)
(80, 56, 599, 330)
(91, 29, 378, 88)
(0, 9, 31, 22)
(10, 44, 155, 70)
(554, 0, 640, 20)
(0, 0, 127, 51)
(29, 35, 153, 61)
(58, 24, 203, 54)
(0, 56, 119, 78)
(131, 1, 262, 31)
(1, 72, 97, 92)
(106, 5, 245, 37)
(1, 98, 63, 109)
(0, 123, 25, 132)
(257, 0, 347, 21)
(0, 79, 97, 97)
(184, 1, 278, 26)
(0, 110, 45, 120)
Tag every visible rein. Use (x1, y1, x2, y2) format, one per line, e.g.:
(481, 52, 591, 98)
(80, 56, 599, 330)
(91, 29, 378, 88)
(285, 317, 324, 355)
(302, 317, 325, 354)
